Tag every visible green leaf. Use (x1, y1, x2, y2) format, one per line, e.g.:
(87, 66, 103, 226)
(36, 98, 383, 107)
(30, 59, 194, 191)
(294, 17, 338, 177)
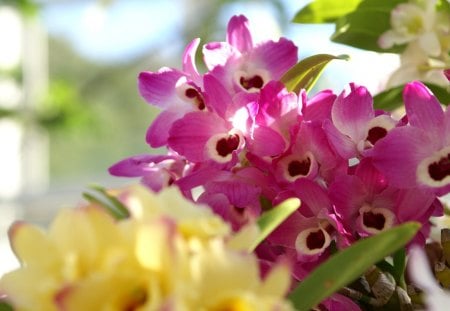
(0, 301, 13, 311)
(392, 248, 407, 288)
(292, 0, 362, 24)
(437, 0, 450, 14)
(288, 222, 421, 311)
(83, 184, 130, 220)
(249, 198, 300, 251)
(280, 54, 349, 93)
(374, 83, 450, 111)
(331, 0, 405, 53)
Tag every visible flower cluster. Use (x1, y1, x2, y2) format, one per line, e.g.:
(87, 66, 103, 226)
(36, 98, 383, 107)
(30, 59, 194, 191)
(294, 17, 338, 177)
(0, 186, 294, 311)
(110, 14, 448, 285)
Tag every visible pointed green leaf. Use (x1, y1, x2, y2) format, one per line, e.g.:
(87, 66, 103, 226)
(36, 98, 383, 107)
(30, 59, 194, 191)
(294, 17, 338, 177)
(249, 198, 300, 251)
(293, 0, 362, 24)
(392, 248, 407, 288)
(83, 184, 130, 220)
(280, 54, 349, 93)
(288, 222, 421, 311)
(374, 83, 450, 111)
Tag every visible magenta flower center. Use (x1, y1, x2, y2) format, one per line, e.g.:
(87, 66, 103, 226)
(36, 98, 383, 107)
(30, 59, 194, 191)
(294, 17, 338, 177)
(288, 157, 311, 177)
(306, 229, 326, 250)
(239, 75, 264, 90)
(216, 134, 241, 157)
(428, 152, 450, 181)
(185, 88, 205, 110)
(366, 126, 388, 145)
(362, 211, 385, 231)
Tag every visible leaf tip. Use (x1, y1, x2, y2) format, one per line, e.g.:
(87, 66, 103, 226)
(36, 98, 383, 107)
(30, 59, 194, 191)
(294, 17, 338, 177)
(337, 54, 350, 61)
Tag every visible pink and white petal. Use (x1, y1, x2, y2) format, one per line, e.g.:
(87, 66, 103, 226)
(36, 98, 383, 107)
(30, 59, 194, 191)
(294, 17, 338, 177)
(138, 69, 184, 107)
(331, 84, 374, 142)
(146, 110, 184, 147)
(197, 192, 230, 219)
(175, 167, 231, 192)
(323, 119, 357, 159)
(445, 108, 450, 146)
(299, 121, 341, 174)
(395, 188, 435, 222)
(302, 89, 336, 121)
(141, 169, 172, 192)
(251, 38, 298, 80)
(197, 192, 251, 230)
(203, 73, 233, 118)
(182, 38, 201, 83)
(268, 212, 316, 248)
(329, 175, 368, 225)
(204, 180, 261, 208)
(248, 125, 286, 157)
(371, 126, 433, 188)
(354, 158, 389, 197)
(108, 154, 176, 177)
(226, 15, 253, 53)
(293, 179, 332, 215)
(168, 111, 229, 162)
(202, 41, 237, 70)
(404, 81, 445, 138)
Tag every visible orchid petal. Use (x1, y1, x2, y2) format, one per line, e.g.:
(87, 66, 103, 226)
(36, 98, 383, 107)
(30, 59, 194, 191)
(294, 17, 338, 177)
(202, 42, 236, 70)
(226, 15, 253, 53)
(249, 126, 286, 157)
(203, 73, 233, 118)
(371, 126, 433, 188)
(331, 83, 374, 142)
(302, 90, 336, 121)
(168, 111, 229, 162)
(146, 110, 183, 147)
(204, 180, 261, 208)
(138, 69, 184, 107)
(293, 179, 331, 215)
(252, 38, 298, 80)
(418, 32, 441, 57)
(403, 81, 444, 139)
(329, 175, 367, 226)
(108, 154, 175, 177)
(323, 119, 357, 159)
(395, 188, 435, 222)
(354, 158, 388, 197)
(182, 38, 201, 83)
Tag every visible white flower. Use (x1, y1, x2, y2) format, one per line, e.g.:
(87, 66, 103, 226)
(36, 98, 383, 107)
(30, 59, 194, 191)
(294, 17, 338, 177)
(378, 0, 449, 58)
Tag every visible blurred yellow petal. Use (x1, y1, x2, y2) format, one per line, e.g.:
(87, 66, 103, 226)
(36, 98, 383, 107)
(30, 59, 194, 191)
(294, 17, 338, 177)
(226, 223, 260, 252)
(123, 185, 230, 240)
(258, 262, 292, 298)
(1, 267, 60, 311)
(9, 222, 59, 268)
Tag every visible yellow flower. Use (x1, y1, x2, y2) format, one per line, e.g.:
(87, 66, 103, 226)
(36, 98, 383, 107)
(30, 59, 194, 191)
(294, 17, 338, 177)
(184, 239, 294, 311)
(0, 186, 294, 311)
(0, 205, 186, 311)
